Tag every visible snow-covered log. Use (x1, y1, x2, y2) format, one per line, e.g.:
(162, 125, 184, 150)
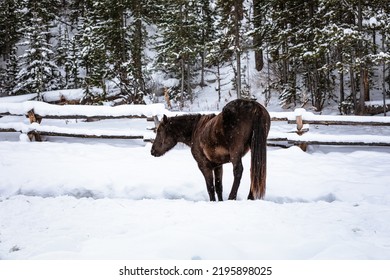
(0, 101, 168, 119)
(268, 131, 390, 150)
(287, 109, 390, 126)
(0, 101, 168, 142)
(365, 100, 390, 115)
(0, 122, 154, 141)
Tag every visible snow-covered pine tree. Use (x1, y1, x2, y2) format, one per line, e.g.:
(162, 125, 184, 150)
(206, 38, 225, 102)
(0, 0, 23, 96)
(67, 0, 95, 91)
(14, 9, 60, 99)
(94, 0, 130, 98)
(215, 0, 245, 99)
(77, 0, 148, 104)
(154, 0, 203, 107)
(256, 0, 389, 113)
(0, 0, 21, 60)
(252, 0, 266, 72)
(65, 35, 82, 90)
(78, 1, 109, 103)
(1, 47, 19, 96)
(366, 0, 390, 115)
(198, 0, 217, 88)
(127, 0, 148, 104)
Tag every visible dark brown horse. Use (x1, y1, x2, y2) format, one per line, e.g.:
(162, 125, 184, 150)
(151, 99, 271, 201)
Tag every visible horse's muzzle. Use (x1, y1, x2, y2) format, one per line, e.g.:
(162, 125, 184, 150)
(150, 147, 161, 157)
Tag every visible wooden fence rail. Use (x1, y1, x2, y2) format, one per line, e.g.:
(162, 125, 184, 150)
(1, 103, 390, 149)
(268, 109, 390, 150)
(0, 101, 165, 141)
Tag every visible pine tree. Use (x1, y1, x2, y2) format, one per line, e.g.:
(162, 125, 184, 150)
(14, 10, 60, 98)
(215, 0, 245, 98)
(206, 32, 227, 102)
(67, 0, 94, 91)
(94, 0, 130, 96)
(366, 0, 390, 115)
(198, 0, 216, 87)
(154, 0, 202, 107)
(0, 0, 22, 96)
(0, 0, 22, 60)
(129, 0, 146, 103)
(66, 35, 82, 89)
(257, 0, 390, 112)
(1, 47, 19, 95)
(124, 0, 149, 104)
(252, 0, 266, 71)
(78, 1, 109, 103)
(75, 0, 150, 104)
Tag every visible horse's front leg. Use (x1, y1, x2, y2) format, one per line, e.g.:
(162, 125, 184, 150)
(214, 165, 223, 201)
(228, 159, 243, 200)
(198, 164, 216, 201)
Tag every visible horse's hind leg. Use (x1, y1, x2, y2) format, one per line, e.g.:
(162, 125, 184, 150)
(228, 158, 243, 200)
(214, 165, 223, 201)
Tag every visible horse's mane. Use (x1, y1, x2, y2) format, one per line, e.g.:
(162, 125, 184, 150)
(169, 113, 216, 127)
(167, 114, 216, 145)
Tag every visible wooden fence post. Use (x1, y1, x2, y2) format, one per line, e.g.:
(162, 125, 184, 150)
(296, 114, 304, 135)
(27, 109, 42, 141)
(295, 109, 308, 151)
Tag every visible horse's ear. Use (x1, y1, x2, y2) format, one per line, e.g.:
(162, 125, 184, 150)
(163, 114, 168, 123)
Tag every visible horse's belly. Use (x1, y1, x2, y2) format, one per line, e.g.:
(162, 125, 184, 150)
(204, 146, 230, 164)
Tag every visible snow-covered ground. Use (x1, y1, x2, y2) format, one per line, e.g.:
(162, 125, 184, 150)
(1, 93, 390, 260)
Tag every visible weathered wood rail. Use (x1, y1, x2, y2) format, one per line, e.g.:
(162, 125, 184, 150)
(0, 101, 164, 141)
(268, 109, 390, 150)
(1, 103, 390, 149)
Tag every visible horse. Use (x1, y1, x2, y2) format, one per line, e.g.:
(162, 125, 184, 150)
(151, 99, 271, 201)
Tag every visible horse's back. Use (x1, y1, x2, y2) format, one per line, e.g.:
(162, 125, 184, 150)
(221, 99, 269, 142)
(222, 99, 269, 123)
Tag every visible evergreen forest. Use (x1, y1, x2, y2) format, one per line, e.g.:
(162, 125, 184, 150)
(1, 0, 390, 114)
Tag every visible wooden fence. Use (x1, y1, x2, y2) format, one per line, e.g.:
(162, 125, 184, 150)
(1, 102, 390, 150)
(0, 101, 164, 142)
(268, 109, 390, 150)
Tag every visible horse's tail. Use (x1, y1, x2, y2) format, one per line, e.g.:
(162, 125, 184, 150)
(250, 107, 270, 199)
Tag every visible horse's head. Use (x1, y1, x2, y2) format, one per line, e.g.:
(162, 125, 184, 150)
(151, 115, 178, 157)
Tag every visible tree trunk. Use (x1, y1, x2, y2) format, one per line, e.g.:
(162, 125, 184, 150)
(187, 60, 192, 103)
(217, 63, 221, 102)
(253, 0, 263, 71)
(357, 0, 365, 115)
(132, 2, 145, 104)
(180, 57, 185, 109)
(200, 46, 206, 87)
(382, 29, 387, 116)
(350, 66, 357, 112)
(234, 0, 242, 98)
(338, 48, 345, 104)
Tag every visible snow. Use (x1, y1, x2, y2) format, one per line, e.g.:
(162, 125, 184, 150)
(0, 101, 168, 118)
(0, 93, 37, 103)
(291, 108, 390, 124)
(1, 141, 390, 260)
(41, 89, 84, 103)
(366, 99, 390, 107)
(268, 130, 390, 145)
(1, 94, 390, 260)
(160, 78, 180, 88)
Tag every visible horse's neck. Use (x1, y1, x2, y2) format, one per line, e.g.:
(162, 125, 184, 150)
(191, 114, 216, 142)
(174, 115, 201, 146)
